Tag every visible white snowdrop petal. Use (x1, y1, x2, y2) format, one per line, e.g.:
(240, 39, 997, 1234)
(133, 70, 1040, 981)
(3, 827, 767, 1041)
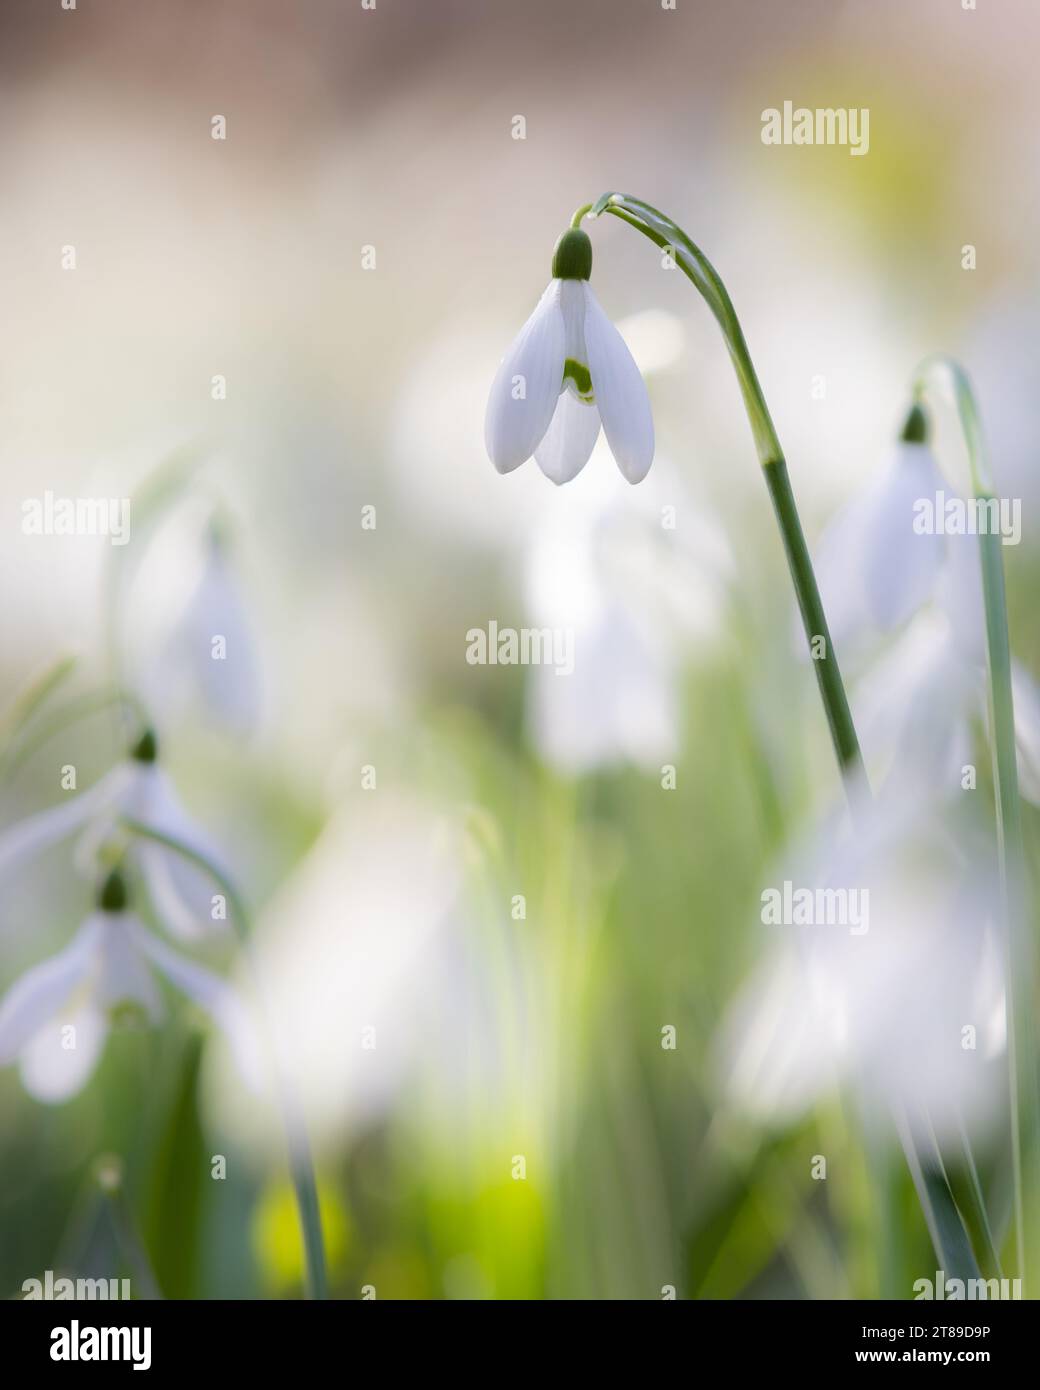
(534, 392, 601, 485)
(97, 916, 163, 1021)
(19, 1000, 108, 1104)
(133, 924, 264, 1092)
(137, 841, 217, 942)
(862, 444, 947, 630)
(809, 492, 873, 659)
(582, 284, 654, 483)
(121, 765, 228, 941)
(149, 544, 262, 736)
(0, 917, 102, 1063)
(559, 277, 589, 368)
(0, 767, 126, 884)
(936, 530, 987, 666)
(484, 281, 566, 473)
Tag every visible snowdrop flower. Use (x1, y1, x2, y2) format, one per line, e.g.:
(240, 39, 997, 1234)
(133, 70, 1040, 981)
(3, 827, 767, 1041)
(843, 537, 1040, 806)
(484, 228, 654, 485)
(852, 612, 978, 800)
(813, 406, 947, 657)
(523, 461, 732, 772)
(0, 869, 261, 1103)
(209, 798, 499, 1152)
(0, 729, 227, 941)
(809, 402, 1040, 804)
(143, 522, 261, 736)
(717, 797, 1006, 1144)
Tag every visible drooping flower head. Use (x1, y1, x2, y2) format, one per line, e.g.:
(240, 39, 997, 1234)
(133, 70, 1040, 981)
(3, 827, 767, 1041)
(140, 517, 262, 737)
(813, 403, 948, 653)
(0, 867, 261, 1103)
(0, 727, 229, 942)
(810, 399, 1040, 805)
(484, 226, 654, 485)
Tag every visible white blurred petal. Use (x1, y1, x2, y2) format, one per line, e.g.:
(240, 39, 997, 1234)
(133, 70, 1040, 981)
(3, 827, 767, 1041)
(522, 462, 728, 773)
(718, 802, 1004, 1143)
(145, 540, 261, 735)
(935, 530, 986, 666)
(861, 443, 947, 629)
(855, 614, 980, 799)
(19, 1001, 108, 1104)
(132, 922, 263, 1092)
(529, 604, 677, 773)
(0, 767, 127, 885)
(121, 765, 226, 941)
(0, 917, 102, 1063)
(96, 915, 163, 1021)
(720, 948, 841, 1120)
(208, 800, 467, 1151)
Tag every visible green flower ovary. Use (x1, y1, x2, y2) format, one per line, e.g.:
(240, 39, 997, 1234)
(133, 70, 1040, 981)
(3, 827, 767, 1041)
(563, 358, 594, 403)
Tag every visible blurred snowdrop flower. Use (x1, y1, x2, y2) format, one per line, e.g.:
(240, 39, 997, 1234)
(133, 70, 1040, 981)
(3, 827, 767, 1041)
(524, 461, 732, 773)
(813, 409, 947, 657)
(143, 521, 261, 736)
(0, 869, 260, 1103)
(850, 551, 1040, 806)
(0, 729, 227, 941)
(811, 404, 1040, 804)
(485, 229, 654, 485)
(209, 798, 511, 1153)
(718, 798, 1006, 1144)
(932, 529, 986, 667)
(853, 612, 980, 800)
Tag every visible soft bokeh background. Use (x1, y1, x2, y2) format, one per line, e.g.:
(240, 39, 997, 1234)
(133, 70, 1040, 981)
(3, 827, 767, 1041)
(1, 0, 1038, 1299)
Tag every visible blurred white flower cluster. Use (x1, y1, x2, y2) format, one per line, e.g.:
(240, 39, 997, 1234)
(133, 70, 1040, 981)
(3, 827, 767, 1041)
(0, 498, 265, 1103)
(0, 729, 259, 1102)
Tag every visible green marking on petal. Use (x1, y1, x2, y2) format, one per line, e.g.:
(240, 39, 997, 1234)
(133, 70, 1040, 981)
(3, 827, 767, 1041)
(98, 868, 129, 913)
(109, 1001, 150, 1029)
(563, 358, 593, 400)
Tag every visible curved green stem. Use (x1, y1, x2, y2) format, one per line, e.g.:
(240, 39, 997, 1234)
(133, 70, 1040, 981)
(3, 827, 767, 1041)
(121, 817, 329, 1301)
(911, 356, 1037, 1289)
(578, 193, 862, 783)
